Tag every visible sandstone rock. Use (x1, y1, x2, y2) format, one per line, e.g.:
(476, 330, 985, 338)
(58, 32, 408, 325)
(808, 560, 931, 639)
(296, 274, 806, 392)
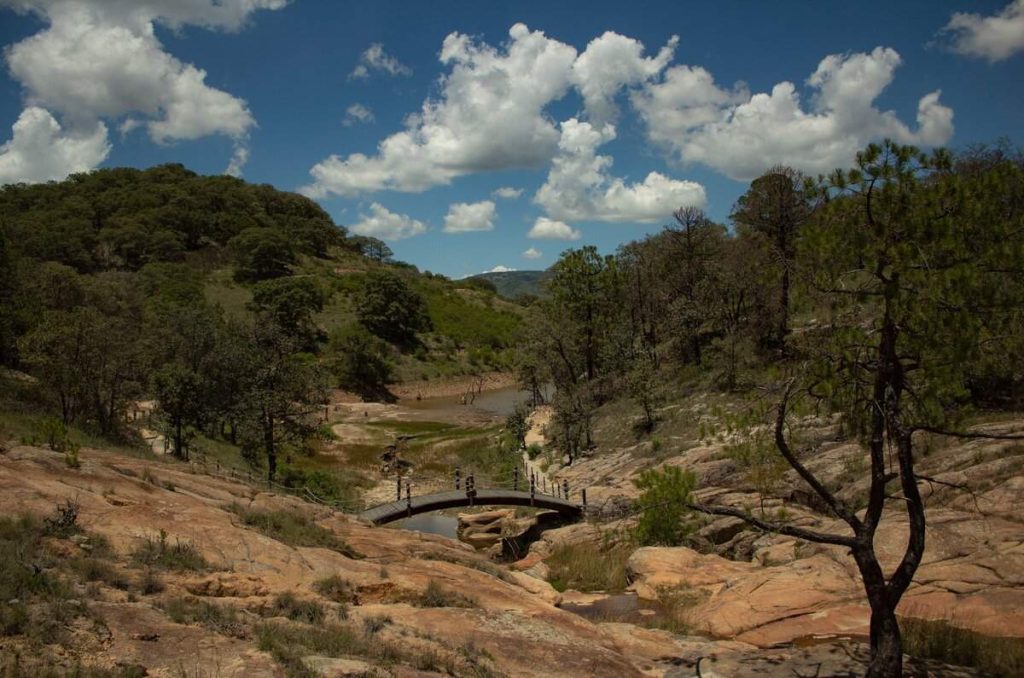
(303, 655, 375, 676)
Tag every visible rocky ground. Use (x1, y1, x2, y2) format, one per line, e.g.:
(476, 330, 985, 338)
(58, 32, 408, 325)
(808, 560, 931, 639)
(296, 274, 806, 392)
(538, 410, 1024, 651)
(2, 385, 1020, 676)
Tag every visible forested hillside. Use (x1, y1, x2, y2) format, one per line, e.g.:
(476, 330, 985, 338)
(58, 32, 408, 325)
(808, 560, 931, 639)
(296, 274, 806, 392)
(0, 164, 523, 487)
(515, 141, 1024, 674)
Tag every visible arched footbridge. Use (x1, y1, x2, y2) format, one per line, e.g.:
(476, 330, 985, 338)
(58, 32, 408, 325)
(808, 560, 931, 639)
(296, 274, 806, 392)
(358, 467, 587, 526)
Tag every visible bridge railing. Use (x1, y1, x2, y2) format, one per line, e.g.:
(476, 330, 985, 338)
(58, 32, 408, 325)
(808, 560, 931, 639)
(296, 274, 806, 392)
(387, 458, 587, 510)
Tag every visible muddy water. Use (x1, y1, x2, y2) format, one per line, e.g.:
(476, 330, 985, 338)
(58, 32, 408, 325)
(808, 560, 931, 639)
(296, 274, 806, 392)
(390, 514, 459, 539)
(560, 592, 667, 624)
(399, 383, 551, 418)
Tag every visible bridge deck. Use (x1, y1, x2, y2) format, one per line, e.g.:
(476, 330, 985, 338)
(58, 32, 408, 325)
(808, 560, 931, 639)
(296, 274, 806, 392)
(359, 488, 583, 525)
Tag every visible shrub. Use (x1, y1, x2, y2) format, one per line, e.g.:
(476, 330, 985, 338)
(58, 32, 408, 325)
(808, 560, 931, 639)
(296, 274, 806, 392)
(312, 575, 356, 604)
(900, 615, 1024, 677)
(225, 505, 360, 559)
(546, 541, 631, 593)
(633, 465, 696, 546)
(131, 530, 209, 571)
(161, 597, 247, 639)
(415, 580, 478, 608)
(270, 592, 324, 624)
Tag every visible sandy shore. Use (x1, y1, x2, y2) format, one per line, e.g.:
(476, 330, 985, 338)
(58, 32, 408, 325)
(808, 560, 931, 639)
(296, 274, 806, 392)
(389, 371, 518, 400)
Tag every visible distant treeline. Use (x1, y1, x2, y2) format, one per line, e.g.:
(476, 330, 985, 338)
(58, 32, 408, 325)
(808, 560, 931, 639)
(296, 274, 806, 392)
(518, 141, 1024, 461)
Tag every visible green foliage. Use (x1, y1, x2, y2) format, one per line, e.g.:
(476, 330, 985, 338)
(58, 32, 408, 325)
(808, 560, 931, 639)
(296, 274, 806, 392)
(546, 541, 632, 593)
(633, 465, 696, 546)
(249, 276, 328, 347)
(226, 505, 360, 558)
(151, 363, 204, 459)
(270, 592, 325, 623)
(327, 325, 393, 397)
(160, 597, 247, 638)
(131, 530, 210, 572)
(899, 615, 1024, 677)
(355, 269, 431, 345)
(312, 575, 356, 604)
(504, 401, 530, 450)
(229, 227, 296, 282)
(414, 580, 478, 608)
(726, 429, 787, 515)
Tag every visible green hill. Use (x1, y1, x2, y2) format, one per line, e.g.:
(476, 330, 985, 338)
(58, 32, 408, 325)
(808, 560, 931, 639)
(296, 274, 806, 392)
(467, 270, 549, 299)
(0, 164, 525, 383)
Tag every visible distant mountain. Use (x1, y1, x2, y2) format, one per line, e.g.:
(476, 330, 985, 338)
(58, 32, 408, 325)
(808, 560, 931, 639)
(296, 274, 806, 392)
(468, 270, 549, 299)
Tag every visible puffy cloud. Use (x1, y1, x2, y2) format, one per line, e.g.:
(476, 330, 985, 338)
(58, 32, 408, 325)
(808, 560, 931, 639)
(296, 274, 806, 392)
(443, 200, 496, 233)
(484, 265, 515, 273)
(632, 47, 954, 181)
(938, 0, 1024, 62)
(0, 0, 281, 181)
(224, 144, 249, 178)
(0, 106, 110, 185)
(492, 186, 523, 199)
(302, 23, 578, 198)
(571, 31, 678, 124)
(528, 217, 581, 241)
(1, 0, 288, 32)
(351, 203, 427, 241)
(349, 43, 412, 79)
(535, 118, 705, 223)
(343, 103, 375, 126)
(522, 247, 542, 260)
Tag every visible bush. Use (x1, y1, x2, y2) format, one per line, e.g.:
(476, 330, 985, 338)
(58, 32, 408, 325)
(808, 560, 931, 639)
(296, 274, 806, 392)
(270, 592, 324, 624)
(415, 580, 478, 608)
(633, 465, 696, 546)
(131, 530, 210, 571)
(226, 505, 360, 559)
(313, 575, 356, 604)
(900, 615, 1024, 677)
(161, 597, 247, 638)
(546, 541, 631, 593)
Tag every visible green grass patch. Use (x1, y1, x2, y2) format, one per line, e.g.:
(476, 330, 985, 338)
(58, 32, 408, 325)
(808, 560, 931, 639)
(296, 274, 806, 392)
(312, 575, 356, 604)
(269, 592, 325, 624)
(900, 615, 1024, 677)
(225, 504, 361, 559)
(414, 580, 479, 608)
(547, 541, 632, 593)
(159, 597, 248, 639)
(130, 530, 210, 572)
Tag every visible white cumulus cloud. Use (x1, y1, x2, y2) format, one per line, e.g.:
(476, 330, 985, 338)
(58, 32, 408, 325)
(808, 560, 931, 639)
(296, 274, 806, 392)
(938, 0, 1024, 62)
(343, 103, 375, 126)
(483, 265, 515, 273)
(443, 200, 496, 233)
(632, 47, 954, 181)
(535, 118, 705, 223)
(492, 186, 523, 199)
(528, 217, 581, 241)
(571, 31, 678, 125)
(302, 23, 578, 198)
(0, 0, 282, 182)
(0, 106, 110, 185)
(522, 247, 542, 260)
(351, 203, 427, 241)
(349, 43, 412, 79)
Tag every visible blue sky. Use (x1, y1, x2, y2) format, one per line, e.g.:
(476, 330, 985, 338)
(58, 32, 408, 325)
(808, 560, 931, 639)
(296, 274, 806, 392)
(1, 1, 1022, 278)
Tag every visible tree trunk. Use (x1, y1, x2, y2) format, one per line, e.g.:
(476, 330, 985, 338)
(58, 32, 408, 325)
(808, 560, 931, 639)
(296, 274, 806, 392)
(865, 602, 903, 677)
(264, 414, 276, 484)
(778, 265, 790, 345)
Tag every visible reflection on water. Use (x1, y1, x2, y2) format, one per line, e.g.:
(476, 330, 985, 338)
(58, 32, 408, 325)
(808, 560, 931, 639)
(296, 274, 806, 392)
(561, 593, 665, 624)
(391, 514, 459, 539)
(401, 384, 551, 417)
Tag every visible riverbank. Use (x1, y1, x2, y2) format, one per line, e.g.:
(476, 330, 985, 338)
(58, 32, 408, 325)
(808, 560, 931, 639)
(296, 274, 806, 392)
(389, 370, 518, 400)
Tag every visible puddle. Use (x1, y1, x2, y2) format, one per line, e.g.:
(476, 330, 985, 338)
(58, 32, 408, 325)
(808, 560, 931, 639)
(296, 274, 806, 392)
(560, 592, 667, 624)
(400, 384, 551, 418)
(389, 514, 459, 539)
